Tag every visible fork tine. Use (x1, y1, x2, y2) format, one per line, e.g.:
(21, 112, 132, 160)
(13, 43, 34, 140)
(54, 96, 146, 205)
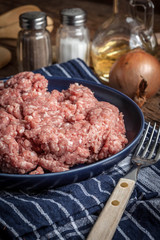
(148, 125, 160, 159)
(133, 122, 150, 157)
(141, 123, 156, 158)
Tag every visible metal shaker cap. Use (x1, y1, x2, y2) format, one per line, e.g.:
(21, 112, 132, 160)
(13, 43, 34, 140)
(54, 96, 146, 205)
(19, 11, 47, 30)
(60, 8, 86, 26)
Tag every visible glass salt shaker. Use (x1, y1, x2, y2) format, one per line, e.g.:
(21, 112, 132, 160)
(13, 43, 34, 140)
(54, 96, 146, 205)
(56, 8, 90, 65)
(17, 11, 52, 72)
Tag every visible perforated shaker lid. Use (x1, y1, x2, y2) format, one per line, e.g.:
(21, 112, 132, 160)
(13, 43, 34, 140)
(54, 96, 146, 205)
(19, 11, 47, 30)
(60, 8, 86, 26)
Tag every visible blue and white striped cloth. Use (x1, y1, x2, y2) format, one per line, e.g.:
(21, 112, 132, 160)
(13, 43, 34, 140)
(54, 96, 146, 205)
(0, 59, 160, 240)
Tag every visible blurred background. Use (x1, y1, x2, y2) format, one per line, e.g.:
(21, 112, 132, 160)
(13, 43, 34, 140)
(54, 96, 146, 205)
(0, 0, 160, 78)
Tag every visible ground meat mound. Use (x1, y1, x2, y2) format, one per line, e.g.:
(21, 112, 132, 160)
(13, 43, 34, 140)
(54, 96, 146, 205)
(0, 72, 128, 174)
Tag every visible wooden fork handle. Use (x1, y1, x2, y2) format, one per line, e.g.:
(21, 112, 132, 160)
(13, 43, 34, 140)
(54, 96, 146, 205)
(87, 178, 135, 240)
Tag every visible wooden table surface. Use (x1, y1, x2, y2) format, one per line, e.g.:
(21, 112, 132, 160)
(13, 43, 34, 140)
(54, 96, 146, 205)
(0, 0, 160, 126)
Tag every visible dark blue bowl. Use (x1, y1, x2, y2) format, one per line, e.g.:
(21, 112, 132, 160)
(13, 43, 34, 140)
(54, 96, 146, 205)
(0, 77, 144, 191)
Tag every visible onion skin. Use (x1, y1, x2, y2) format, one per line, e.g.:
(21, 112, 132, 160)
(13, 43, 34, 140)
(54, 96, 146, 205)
(109, 49, 160, 107)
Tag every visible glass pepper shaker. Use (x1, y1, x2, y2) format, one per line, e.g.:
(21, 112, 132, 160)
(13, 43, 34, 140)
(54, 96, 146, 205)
(17, 11, 52, 72)
(56, 8, 90, 65)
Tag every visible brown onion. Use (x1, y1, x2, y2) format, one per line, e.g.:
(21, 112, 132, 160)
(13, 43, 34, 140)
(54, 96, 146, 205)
(109, 49, 160, 107)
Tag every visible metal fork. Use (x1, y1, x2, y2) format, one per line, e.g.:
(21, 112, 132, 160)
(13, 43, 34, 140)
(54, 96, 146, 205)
(125, 122, 160, 181)
(87, 122, 160, 240)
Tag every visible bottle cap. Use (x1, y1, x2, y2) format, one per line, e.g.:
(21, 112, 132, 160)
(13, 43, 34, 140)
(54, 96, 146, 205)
(60, 8, 86, 26)
(19, 11, 47, 30)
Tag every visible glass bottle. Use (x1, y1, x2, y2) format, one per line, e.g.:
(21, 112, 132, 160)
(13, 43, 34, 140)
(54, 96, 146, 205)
(17, 11, 52, 72)
(91, 0, 158, 84)
(56, 8, 90, 65)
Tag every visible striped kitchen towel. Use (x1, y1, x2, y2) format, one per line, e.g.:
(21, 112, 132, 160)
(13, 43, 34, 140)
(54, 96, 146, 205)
(0, 59, 160, 240)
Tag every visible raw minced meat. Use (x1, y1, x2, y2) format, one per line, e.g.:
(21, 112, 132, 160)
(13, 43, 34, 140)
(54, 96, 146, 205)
(0, 72, 128, 174)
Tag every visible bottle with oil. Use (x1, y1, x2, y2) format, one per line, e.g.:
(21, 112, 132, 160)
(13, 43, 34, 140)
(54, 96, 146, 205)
(91, 0, 158, 84)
